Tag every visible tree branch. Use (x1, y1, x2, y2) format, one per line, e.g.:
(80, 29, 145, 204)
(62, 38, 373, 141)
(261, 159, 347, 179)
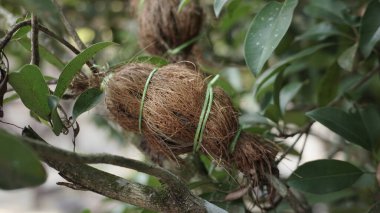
(30, 15, 40, 66)
(23, 137, 227, 213)
(51, 0, 86, 51)
(0, 20, 30, 50)
(51, 0, 98, 73)
(0, 20, 95, 71)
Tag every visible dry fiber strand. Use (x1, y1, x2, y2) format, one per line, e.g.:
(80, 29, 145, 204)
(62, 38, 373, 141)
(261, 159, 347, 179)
(104, 63, 279, 194)
(138, 0, 203, 61)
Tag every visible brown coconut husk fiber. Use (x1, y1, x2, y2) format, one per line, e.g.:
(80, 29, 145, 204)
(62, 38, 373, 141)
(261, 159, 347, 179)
(103, 63, 279, 196)
(138, 0, 203, 61)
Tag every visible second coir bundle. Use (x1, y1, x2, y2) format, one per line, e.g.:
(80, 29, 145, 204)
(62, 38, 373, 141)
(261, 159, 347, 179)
(138, 0, 203, 61)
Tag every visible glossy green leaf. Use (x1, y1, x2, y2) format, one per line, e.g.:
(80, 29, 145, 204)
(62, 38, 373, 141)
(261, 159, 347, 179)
(72, 87, 104, 121)
(338, 43, 358, 72)
(295, 22, 346, 41)
(47, 95, 65, 136)
(304, 0, 348, 24)
(54, 42, 114, 98)
(306, 107, 371, 150)
(317, 62, 341, 106)
(244, 0, 298, 75)
(18, 38, 65, 70)
(359, 106, 380, 150)
(253, 43, 331, 95)
(12, 26, 31, 40)
(0, 129, 47, 189)
(8, 65, 51, 120)
(359, 0, 380, 58)
(288, 159, 363, 194)
(214, 0, 230, 17)
(51, 108, 65, 136)
(279, 82, 303, 114)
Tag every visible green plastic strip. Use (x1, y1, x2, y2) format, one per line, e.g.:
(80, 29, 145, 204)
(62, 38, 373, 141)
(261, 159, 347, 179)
(139, 68, 159, 133)
(193, 75, 220, 152)
(228, 126, 242, 153)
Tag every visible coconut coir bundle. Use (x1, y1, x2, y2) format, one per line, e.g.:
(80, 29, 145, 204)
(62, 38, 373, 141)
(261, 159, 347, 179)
(104, 63, 279, 192)
(138, 0, 203, 61)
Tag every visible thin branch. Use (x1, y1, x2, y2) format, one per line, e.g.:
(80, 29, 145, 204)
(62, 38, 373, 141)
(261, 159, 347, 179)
(51, 0, 86, 51)
(22, 137, 227, 213)
(0, 20, 31, 50)
(51, 0, 99, 73)
(266, 175, 311, 213)
(30, 15, 40, 66)
(37, 24, 80, 55)
(0, 19, 95, 71)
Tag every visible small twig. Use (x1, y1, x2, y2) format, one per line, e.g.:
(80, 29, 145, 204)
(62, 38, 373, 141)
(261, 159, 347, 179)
(30, 15, 40, 66)
(37, 24, 80, 55)
(50, 0, 98, 73)
(277, 122, 313, 139)
(296, 131, 309, 167)
(51, 0, 86, 51)
(266, 175, 311, 213)
(0, 20, 95, 71)
(349, 67, 380, 92)
(0, 20, 31, 50)
(0, 120, 23, 129)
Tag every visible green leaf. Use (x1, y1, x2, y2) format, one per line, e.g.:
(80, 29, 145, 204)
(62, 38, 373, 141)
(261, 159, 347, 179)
(51, 108, 65, 136)
(279, 82, 303, 114)
(288, 159, 363, 194)
(0, 129, 47, 189)
(253, 43, 331, 95)
(18, 38, 65, 70)
(72, 87, 104, 121)
(12, 26, 31, 40)
(337, 43, 358, 72)
(178, 0, 190, 12)
(306, 107, 371, 150)
(8, 65, 51, 120)
(244, 0, 298, 76)
(214, 0, 230, 17)
(317, 62, 341, 106)
(304, 0, 348, 25)
(54, 42, 114, 98)
(359, 0, 380, 58)
(47, 95, 65, 136)
(359, 106, 380, 150)
(295, 22, 346, 41)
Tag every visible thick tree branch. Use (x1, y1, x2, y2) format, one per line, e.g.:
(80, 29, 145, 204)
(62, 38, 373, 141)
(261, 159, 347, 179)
(23, 137, 227, 213)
